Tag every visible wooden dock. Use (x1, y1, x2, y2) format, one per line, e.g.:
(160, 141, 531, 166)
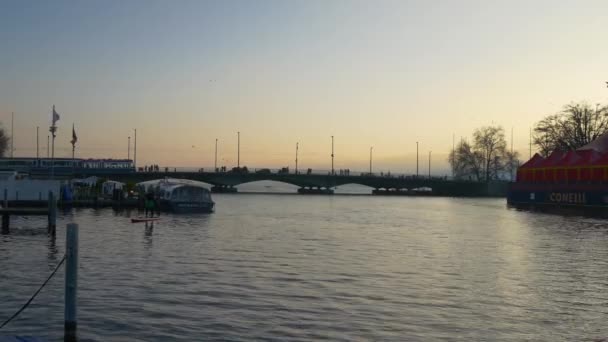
(0, 208, 49, 215)
(1, 207, 51, 234)
(0, 337, 47, 342)
(0, 192, 57, 235)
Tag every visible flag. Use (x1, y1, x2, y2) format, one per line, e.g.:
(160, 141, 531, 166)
(52, 105, 60, 126)
(71, 123, 77, 145)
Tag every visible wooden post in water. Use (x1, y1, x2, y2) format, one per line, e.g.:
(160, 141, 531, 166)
(4, 188, 7, 208)
(48, 191, 56, 236)
(1, 214, 9, 234)
(64, 223, 79, 341)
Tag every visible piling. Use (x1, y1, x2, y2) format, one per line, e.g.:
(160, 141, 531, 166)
(48, 191, 56, 236)
(4, 188, 7, 207)
(1, 214, 8, 234)
(64, 223, 79, 341)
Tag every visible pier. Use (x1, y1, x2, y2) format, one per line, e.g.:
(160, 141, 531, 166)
(0, 208, 51, 234)
(0, 192, 57, 234)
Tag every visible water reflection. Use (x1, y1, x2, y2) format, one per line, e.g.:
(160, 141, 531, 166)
(143, 221, 154, 250)
(47, 234, 58, 262)
(2, 198, 608, 341)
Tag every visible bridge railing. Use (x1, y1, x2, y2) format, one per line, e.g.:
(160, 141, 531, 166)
(134, 166, 453, 181)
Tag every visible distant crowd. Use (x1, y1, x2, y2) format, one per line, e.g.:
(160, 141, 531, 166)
(136, 164, 449, 180)
(141, 165, 160, 172)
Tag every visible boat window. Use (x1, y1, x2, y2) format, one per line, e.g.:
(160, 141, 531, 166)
(170, 186, 204, 202)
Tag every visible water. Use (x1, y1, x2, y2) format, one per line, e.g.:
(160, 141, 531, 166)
(1, 195, 608, 341)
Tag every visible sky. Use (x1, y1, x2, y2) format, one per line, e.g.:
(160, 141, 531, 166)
(1, 0, 607, 174)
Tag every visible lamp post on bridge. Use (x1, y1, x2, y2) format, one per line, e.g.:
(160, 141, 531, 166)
(295, 142, 299, 174)
(416, 141, 419, 178)
(369, 146, 373, 175)
(237, 131, 240, 168)
(36, 126, 39, 160)
(428, 150, 432, 179)
(331, 135, 334, 175)
(215, 138, 218, 172)
(128, 136, 131, 160)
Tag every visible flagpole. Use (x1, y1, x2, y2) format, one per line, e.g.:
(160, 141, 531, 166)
(71, 124, 78, 175)
(134, 128, 137, 172)
(72, 143, 75, 176)
(71, 123, 76, 176)
(11, 112, 14, 158)
(49, 105, 59, 180)
(50, 127, 56, 179)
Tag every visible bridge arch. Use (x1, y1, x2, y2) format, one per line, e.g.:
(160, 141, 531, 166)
(235, 180, 300, 192)
(332, 183, 375, 194)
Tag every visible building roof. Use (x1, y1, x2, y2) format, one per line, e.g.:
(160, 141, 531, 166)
(560, 150, 583, 165)
(519, 153, 545, 169)
(577, 131, 608, 153)
(137, 178, 211, 191)
(83, 158, 133, 162)
(571, 149, 602, 166)
(537, 150, 565, 167)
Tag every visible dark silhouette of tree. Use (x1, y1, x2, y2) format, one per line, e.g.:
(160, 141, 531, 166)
(449, 125, 518, 182)
(0, 124, 9, 157)
(449, 140, 483, 181)
(534, 102, 608, 156)
(474, 126, 507, 181)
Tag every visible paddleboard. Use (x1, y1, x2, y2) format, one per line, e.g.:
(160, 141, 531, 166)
(131, 217, 161, 223)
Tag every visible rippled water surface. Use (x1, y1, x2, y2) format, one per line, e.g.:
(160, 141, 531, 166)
(1, 195, 608, 341)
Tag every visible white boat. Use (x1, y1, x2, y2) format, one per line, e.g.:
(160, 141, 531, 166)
(137, 178, 214, 213)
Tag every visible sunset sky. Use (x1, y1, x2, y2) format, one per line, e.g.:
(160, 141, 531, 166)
(1, 0, 607, 174)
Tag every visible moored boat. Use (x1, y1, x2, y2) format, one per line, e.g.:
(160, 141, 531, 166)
(508, 132, 608, 209)
(137, 178, 214, 213)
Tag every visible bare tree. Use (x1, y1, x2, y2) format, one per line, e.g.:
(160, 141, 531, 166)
(474, 126, 507, 181)
(0, 125, 9, 157)
(534, 102, 608, 156)
(449, 125, 516, 182)
(449, 140, 483, 181)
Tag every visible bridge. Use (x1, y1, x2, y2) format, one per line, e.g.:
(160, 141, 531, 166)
(70, 171, 508, 197)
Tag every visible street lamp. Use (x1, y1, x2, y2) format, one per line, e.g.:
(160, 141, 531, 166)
(295, 142, 299, 174)
(237, 131, 240, 168)
(428, 150, 432, 179)
(416, 141, 419, 177)
(36, 126, 39, 159)
(128, 136, 131, 159)
(369, 146, 373, 175)
(215, 138, 218, 172)
(331, 135, 334, 175)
